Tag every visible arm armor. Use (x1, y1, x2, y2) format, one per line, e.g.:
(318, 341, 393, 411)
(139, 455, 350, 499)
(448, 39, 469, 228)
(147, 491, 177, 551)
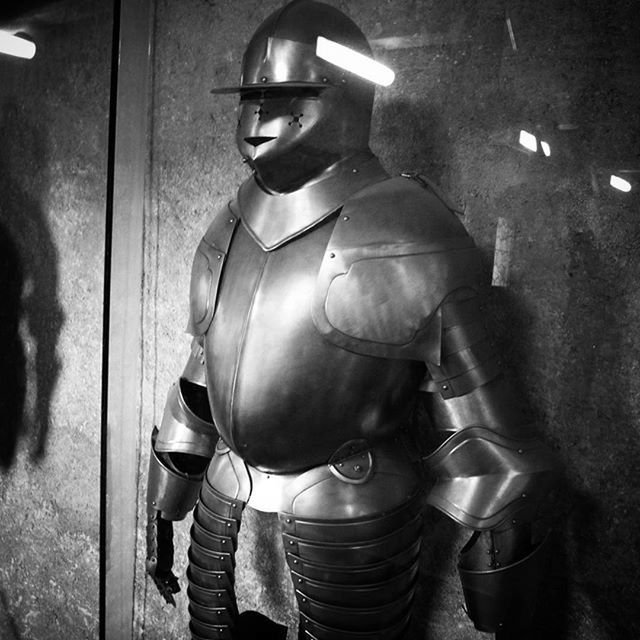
(147, 339, 217, 520)
(305, 173, 561, 633)
(146, 340, 216, 604)
(421, 293, 561, 634)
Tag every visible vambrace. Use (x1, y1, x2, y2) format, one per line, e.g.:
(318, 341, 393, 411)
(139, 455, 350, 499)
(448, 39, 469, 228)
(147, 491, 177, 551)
(149, 339, 218, 520)
(458, 526, 551, 635)
(147, 342, 216, 605)
(147, 427, 207, 521)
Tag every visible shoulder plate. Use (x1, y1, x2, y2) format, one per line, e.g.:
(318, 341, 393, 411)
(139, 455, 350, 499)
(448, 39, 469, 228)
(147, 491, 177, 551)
(424, 426, 561, 530)
(311, 176, 482, 363)
(187, 203, 240, 337)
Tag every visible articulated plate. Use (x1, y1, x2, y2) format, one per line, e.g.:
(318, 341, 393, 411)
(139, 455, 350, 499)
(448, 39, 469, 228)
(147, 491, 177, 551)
(286, 538, 421, 586)
(424, 426, 560, 530)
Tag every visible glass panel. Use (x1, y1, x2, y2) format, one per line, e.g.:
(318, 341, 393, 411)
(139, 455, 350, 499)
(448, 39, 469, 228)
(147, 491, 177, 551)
(141, 1, 639, 638)
(0, 2, 113, 638)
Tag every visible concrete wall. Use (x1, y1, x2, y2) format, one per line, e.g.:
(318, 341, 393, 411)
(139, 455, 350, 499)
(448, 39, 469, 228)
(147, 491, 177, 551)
(137, 0, 640, 638)
(0, 2, 112, 639)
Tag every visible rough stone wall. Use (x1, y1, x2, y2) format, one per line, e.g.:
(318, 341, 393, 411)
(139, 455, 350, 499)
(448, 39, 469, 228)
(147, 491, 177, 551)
(0, 3, 111, 639)
(138, 1, 640, 638)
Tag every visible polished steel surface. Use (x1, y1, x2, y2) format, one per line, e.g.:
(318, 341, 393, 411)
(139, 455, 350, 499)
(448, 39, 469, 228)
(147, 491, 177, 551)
(181, 338, 208, 386)
(188, 206, 238, 337)
(211, 1, 373, 93)
(424, 426, 560, 530)
(280, 491, 422, 543)
(299, 610, 411, 640)
(155, 380, 217, 458)
(203, 440, 252, 504)
(459, 533, 551, 633)
(286, 538, 422, 586)
(312, 176, 481, 363)
(424, 375, 533, 436)
(213, 0, 377, 192)
(236, 153, 386, 250)
(187, 476, 244, 640)
(204, 216, 422, 473)
(147, 430, 203, 521)
(281, 493, 420, 637)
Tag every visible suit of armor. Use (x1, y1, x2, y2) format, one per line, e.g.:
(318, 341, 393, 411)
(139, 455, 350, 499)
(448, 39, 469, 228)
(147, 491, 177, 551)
(146, 2, 560, 639)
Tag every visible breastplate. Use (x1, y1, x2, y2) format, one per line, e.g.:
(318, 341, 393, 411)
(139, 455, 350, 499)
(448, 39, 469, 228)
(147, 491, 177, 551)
(204, 215, 422, 473)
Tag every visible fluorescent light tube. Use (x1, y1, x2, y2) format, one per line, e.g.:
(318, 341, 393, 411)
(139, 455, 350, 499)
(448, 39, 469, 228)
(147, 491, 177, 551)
(0, 31, 36, 59)
(316, 36, 395, 86)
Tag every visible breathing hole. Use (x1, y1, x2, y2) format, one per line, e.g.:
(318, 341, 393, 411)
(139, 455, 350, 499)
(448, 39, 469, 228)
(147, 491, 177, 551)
(288, 112, 304, 128)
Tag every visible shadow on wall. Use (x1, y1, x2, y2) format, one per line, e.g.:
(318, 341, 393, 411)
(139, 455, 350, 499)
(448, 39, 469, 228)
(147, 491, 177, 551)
(0, 99, 63, 470)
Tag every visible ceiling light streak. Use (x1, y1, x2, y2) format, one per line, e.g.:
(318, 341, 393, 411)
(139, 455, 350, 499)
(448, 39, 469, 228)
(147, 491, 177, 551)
(316, 36, 395, 86)
(0, 31, 36, 59)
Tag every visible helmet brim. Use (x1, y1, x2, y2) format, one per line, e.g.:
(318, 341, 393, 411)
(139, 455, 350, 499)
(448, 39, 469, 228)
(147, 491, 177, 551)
(210, 80, 331, 94)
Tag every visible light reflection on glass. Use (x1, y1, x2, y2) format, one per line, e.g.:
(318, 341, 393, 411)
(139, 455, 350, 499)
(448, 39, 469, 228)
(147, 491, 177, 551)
(518, 130, 537, 152)
(0, 31, 36, 59)
(316, 36, 395, 86)
(610, 175, 632, 192)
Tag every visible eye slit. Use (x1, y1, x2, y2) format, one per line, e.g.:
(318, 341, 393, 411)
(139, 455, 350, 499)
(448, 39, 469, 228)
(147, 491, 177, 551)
(240, 87, 322, 103)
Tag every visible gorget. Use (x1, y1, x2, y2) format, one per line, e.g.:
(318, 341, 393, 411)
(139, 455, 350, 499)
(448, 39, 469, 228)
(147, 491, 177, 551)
(236, 152, 388, 251)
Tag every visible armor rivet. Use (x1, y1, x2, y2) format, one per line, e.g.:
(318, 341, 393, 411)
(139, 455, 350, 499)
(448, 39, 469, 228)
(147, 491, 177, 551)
(343, 216, 350, 221)
(354, 464, 362, 472)
(329, 252, 335, 258)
